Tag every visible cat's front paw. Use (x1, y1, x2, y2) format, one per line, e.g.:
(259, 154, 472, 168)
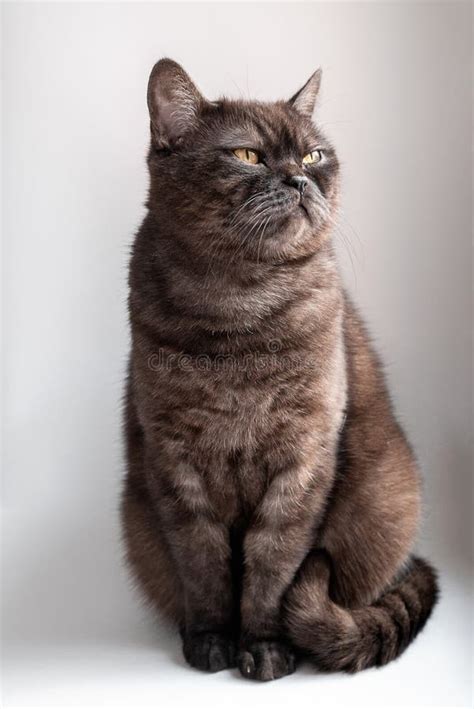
(182, 631, 236, 673)
(238, 639, 296, 681)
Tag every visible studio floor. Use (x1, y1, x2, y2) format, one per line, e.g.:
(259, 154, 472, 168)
(3, 516, 472, 709)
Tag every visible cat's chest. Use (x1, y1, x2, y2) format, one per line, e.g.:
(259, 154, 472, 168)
(146, 359, 291, 450)
(137, 338, 342, 454)
(134, 331, 346, 522)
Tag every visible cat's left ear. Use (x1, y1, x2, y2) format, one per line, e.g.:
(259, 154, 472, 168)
(288, 69, 322, 117)
(147, 58, 209, 148)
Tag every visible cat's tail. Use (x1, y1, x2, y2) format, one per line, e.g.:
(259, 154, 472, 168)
(284, 553, 439, 673)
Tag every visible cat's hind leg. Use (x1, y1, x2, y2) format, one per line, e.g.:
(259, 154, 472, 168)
(121, 373, 184, 626)
(121, 473, 184, 625)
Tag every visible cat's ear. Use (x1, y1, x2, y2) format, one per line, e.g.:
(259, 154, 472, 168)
(288, 69, 322, 117)
(147, 59, 208, 148)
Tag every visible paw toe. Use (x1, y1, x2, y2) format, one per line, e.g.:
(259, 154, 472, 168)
(238, 640, 296, 681)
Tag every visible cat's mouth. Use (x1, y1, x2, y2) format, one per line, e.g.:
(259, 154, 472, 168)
(298, 202, 310, 218)
(278, 195, 312, 224)
(257, 198, 312, 238)
(230, 191, 317, 244)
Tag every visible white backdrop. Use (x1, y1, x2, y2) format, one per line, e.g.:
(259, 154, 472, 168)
(2, 2, 472, 707)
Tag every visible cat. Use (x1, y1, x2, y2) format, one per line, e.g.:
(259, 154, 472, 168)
(121, 58, 438, 681)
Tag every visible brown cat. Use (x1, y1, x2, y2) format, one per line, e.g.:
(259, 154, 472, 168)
(121, 58, 438, 681)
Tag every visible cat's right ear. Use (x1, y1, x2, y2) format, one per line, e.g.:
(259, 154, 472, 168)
(288, 69, 322, 117)
(147, 59, 207, 148)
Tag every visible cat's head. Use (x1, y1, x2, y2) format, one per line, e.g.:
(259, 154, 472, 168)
(146, 59, 339, 264)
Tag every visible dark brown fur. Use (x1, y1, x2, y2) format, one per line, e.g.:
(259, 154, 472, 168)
(121, 59, 438, 681)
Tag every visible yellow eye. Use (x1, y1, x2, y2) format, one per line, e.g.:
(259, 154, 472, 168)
(233, 148, 260, 165)
(303, 150, 322, 165)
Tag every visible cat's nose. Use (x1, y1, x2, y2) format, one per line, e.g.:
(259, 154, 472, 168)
(286, 175, 308, 197)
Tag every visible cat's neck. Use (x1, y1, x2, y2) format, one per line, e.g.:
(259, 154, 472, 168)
(130, 212, 342, 342)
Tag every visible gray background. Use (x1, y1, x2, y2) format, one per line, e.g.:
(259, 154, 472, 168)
(2, 2, 472, 706)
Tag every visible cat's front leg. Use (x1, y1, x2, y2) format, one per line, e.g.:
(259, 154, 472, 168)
(238, 460, 334, 681)
(147, 455, 236, 672)
(238, 519, 306, 681)
(174, 513, 236, 673)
